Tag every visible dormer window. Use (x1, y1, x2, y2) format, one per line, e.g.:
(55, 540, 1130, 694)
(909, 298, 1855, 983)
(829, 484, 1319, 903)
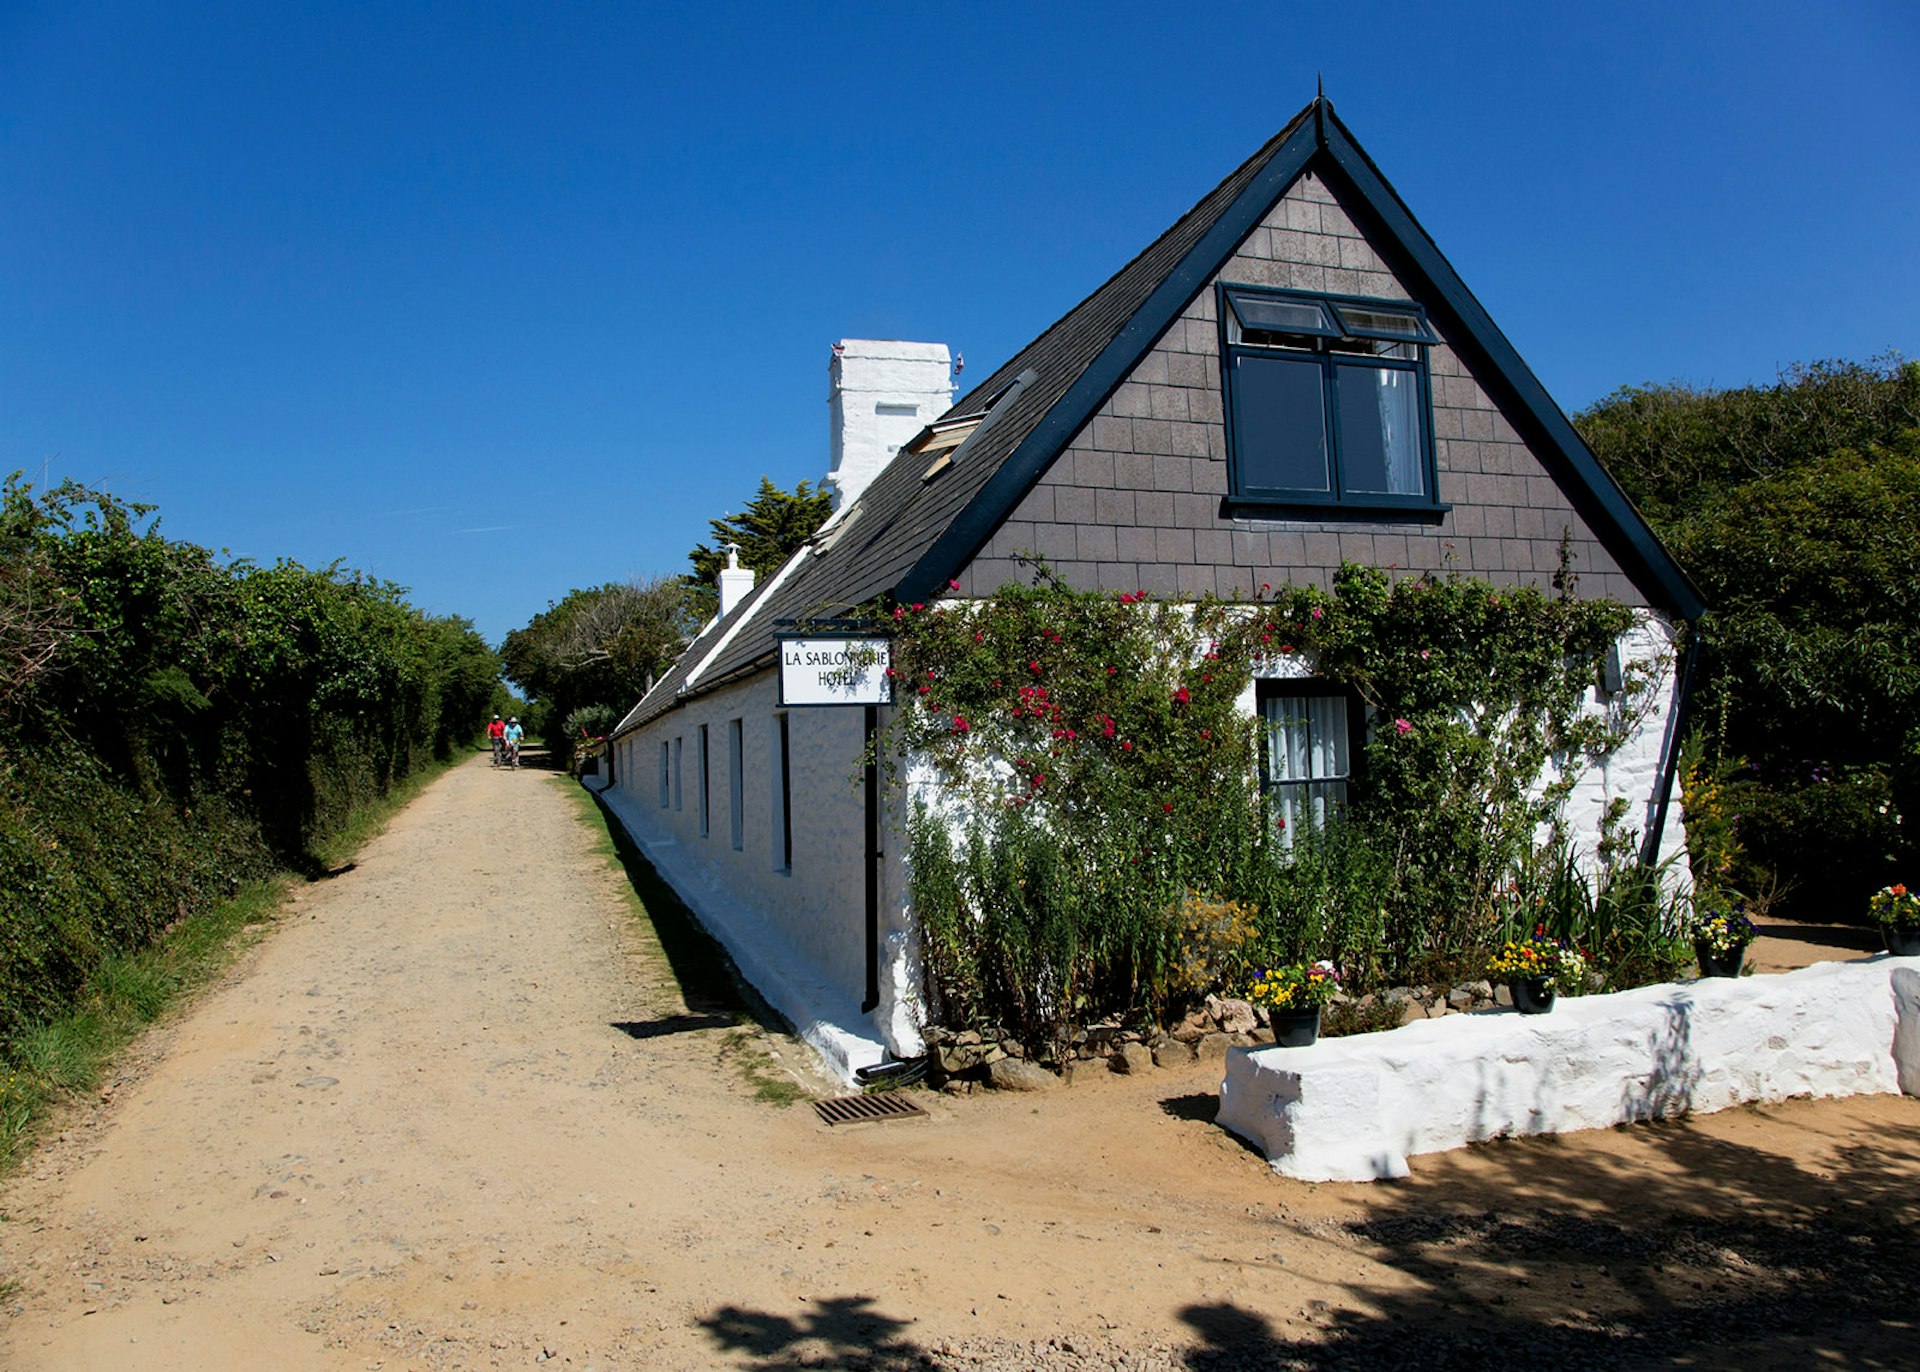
(1219, 284, 1442, 512)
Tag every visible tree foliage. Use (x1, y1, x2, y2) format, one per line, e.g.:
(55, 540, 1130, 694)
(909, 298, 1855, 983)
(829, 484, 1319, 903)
(1577, 356, 1920, 912)
(1577, 355, 1920, 527)
(498, 576, 696, 762)
(686, 476, 832, 586)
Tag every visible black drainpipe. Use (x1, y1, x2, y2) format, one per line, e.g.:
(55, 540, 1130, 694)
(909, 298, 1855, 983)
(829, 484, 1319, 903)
(861, 703, 881, 1013)
(1641, 625, 1702, 869)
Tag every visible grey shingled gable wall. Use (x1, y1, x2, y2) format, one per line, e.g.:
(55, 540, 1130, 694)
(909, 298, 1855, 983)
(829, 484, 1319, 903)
(953, 171, 1644, 608)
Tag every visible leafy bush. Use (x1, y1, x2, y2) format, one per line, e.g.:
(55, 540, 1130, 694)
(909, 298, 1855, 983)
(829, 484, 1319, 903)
(1579, 360, 1920, 915)
(0, 477, 498, 1048)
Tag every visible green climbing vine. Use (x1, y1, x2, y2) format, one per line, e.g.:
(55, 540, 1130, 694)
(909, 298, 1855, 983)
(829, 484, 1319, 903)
(883, 560, 1659, 1050)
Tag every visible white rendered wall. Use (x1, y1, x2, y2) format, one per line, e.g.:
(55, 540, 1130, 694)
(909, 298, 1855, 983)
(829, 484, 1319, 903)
(600, 670, 920, 1082)
(827, 340, 954, 509)
(1219, 958, 1920, 1182)
(1556, 610, 1688, 876)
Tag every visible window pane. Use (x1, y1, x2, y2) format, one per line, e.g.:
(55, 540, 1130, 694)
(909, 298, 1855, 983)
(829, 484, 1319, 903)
(1335, 364, 1426, 497)
(1266, 702, 1306, 782)
(1263, 693, 1350, 783)
(1307, 695, 1349, 779)
(1329, 303, 1433, 342)
(1231, 353, 1329, 494)
(1305, 779, 1347, 827)
(1231, 293, 1335, 337)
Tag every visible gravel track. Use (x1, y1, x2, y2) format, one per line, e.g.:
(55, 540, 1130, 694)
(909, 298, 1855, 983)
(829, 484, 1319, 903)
(2, 754, 1916, 1369)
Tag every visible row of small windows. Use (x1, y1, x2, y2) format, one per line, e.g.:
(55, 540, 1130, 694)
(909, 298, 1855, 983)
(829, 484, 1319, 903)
(658, 715, 793, 873)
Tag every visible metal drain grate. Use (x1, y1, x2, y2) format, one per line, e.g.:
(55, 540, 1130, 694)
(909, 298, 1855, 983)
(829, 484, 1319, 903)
(813, 1090, 927, 1127)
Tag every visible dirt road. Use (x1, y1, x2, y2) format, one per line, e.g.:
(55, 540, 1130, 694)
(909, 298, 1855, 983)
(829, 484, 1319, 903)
(3, 755, 1917, 1370)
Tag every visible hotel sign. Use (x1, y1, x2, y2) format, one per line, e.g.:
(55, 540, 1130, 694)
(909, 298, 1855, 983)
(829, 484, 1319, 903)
(777, 635, 893, 707)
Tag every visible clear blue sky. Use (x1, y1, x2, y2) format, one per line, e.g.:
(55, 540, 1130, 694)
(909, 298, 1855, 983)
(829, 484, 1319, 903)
(3, 2, 1915, 647)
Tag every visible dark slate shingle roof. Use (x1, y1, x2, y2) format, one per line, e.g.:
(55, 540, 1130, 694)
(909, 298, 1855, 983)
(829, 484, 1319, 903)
(676, 107, 1321, 698)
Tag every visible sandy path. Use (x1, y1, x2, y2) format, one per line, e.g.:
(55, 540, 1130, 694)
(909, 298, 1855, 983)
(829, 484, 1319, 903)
(3, 755, 1918, 1370)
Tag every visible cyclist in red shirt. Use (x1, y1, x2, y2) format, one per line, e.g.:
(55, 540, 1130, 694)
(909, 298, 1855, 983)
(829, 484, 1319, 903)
(487, 715, 507, 767)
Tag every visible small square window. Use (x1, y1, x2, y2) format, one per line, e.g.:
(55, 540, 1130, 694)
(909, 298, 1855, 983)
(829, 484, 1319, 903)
(1220, 284, 1442, 513)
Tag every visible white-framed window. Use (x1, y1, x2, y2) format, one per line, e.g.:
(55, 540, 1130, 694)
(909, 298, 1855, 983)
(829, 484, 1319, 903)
(672, 736, 683, 811)
(659, 741, 671, 807)
(1258, 680, 1360, 839)
(727, 718, 745, 852)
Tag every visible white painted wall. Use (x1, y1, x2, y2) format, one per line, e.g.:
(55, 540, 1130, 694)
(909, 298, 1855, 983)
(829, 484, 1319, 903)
(600, 669, 920, 1082)
(1219, 957, 1920, 1182)
(826, 340, 954, 509)
(1556, 610, 1689, 877)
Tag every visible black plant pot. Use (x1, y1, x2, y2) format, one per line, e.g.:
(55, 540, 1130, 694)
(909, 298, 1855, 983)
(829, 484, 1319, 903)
(1270, 1006, 1322, 1048)
(1508, 978, 1556, 1015)
(1694, 939, 1747, 978)
(1884, 926, 1920, 958)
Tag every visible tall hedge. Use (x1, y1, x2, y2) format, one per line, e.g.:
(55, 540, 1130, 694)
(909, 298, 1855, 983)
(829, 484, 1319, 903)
(0, 478, 499, 1045)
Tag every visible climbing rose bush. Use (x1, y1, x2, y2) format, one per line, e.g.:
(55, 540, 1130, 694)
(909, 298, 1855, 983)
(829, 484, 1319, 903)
(886, 561, 1641, 1048)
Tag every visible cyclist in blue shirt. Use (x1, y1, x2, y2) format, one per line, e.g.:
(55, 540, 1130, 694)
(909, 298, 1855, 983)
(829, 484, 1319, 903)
(502, 717, 524, 769)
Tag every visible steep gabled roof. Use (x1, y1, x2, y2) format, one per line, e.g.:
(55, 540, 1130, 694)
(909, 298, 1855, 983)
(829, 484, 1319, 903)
(615, 97, 1701, 737)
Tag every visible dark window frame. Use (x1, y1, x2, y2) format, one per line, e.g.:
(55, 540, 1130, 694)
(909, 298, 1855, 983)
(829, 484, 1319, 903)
(1255, 678, 1367, 833)
(727, 717, 745, 852)
(697, 724, 711, 838)
(774, 712, 793, 873)
(1217, 282, 1447, 516)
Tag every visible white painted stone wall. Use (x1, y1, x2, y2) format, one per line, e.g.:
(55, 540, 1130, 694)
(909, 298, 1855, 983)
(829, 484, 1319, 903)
(1553, 610, 1688, 877)
(1218, 956, 1920, 1182)
(827, 340, 954, 509)
(597, 668, 920, 1082)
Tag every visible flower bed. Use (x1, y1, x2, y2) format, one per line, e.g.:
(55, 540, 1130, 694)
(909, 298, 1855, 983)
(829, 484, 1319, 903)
(1217, 956, 1920, 1182)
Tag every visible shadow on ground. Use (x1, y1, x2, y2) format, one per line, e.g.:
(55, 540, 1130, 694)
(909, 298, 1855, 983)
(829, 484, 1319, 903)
(577, 785, 786, 1026)
(611, 1014, 737, 1041)
(1756, 920, 1883, 952)
(1190, 1102, 1920, 1370)
(693, 1100, 1920, 1369)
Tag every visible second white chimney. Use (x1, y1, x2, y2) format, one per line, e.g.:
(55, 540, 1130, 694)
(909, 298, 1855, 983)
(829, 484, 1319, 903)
(717, 543, 756, 618)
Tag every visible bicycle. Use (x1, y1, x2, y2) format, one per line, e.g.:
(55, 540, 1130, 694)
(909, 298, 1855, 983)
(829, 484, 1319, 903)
(504, 736, 521, 769)
(491, 736, 506, 768)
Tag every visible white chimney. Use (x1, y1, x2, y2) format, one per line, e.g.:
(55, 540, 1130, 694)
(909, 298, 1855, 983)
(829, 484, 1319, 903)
(826, 339, 954, 509)
(717, 543, 755, 618)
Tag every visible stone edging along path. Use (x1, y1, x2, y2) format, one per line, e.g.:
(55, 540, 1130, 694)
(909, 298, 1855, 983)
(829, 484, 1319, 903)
(1219, 956, 1920, 1181)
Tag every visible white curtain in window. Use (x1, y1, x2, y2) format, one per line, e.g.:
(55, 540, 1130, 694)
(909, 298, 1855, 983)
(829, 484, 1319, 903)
(1373, 369, 1423, 495)
(1265, 695, 1350, 837)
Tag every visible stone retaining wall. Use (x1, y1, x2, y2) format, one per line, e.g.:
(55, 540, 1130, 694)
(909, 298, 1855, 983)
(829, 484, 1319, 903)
(1217, 957, 1920, 1182)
